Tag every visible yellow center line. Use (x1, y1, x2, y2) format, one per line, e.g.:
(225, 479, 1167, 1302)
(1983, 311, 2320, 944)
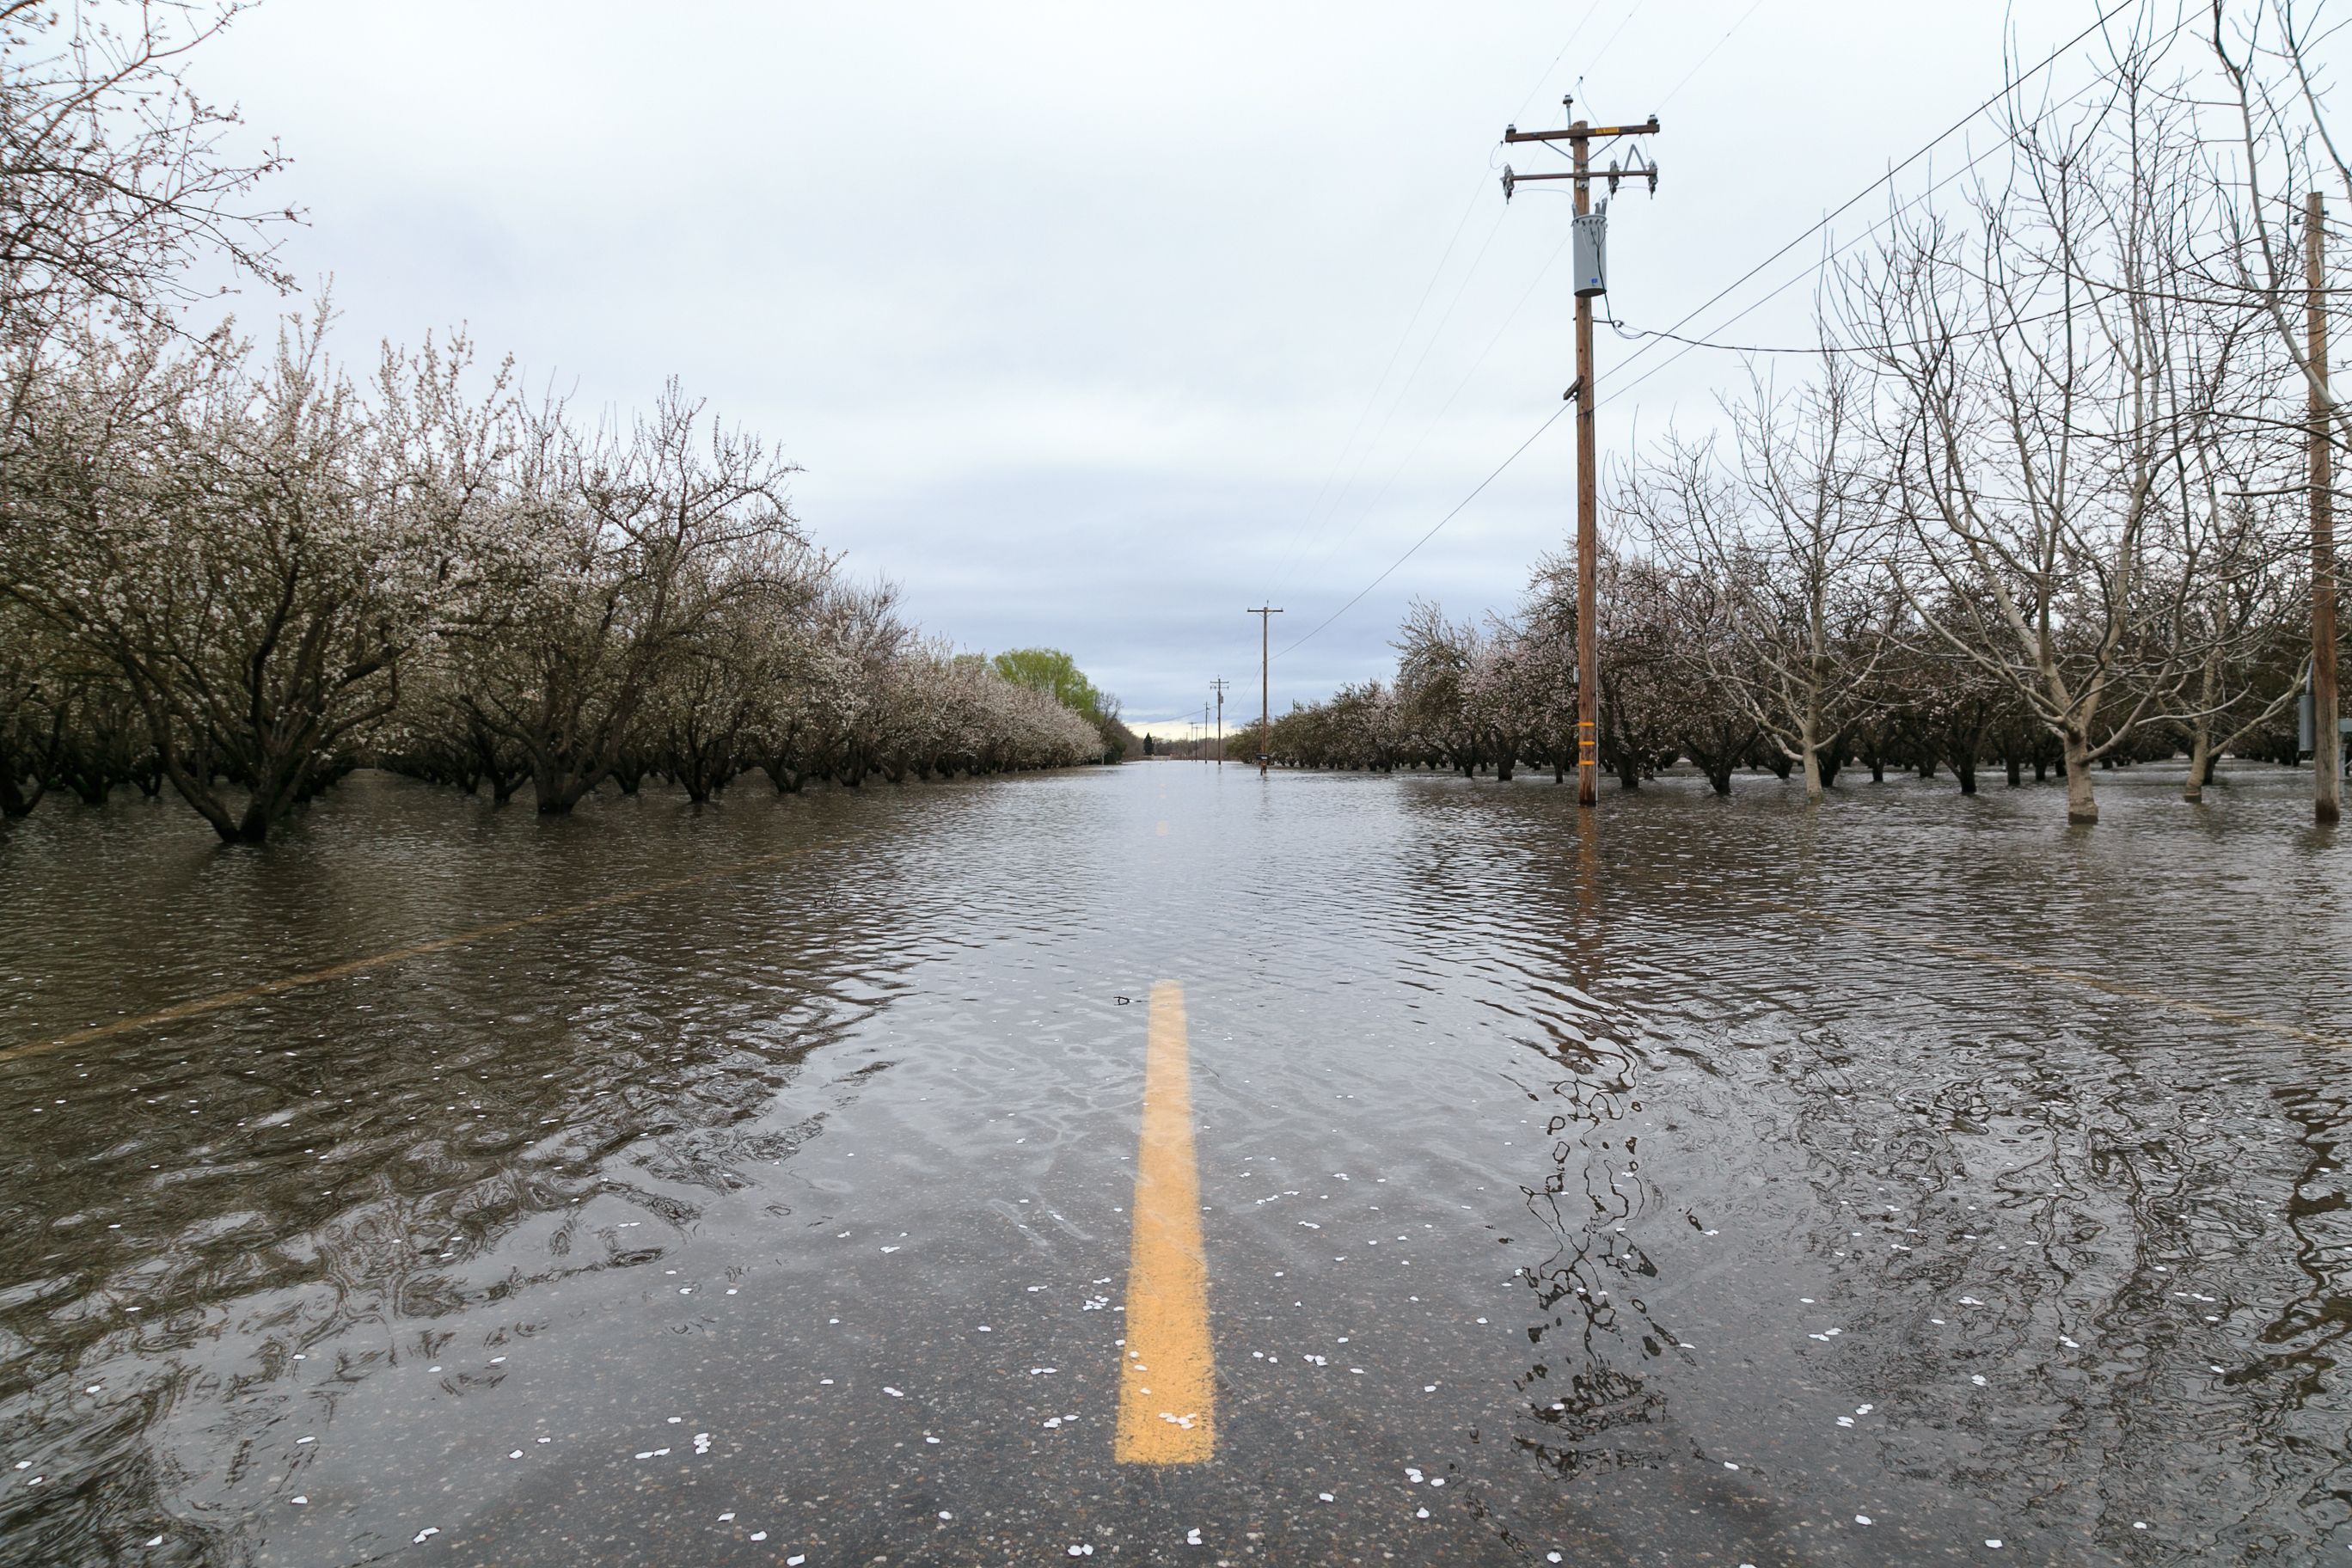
(1113, 980, 1216, 1464)
(1764, 901, 2351, 1049)
(0, 839, 842, 1065)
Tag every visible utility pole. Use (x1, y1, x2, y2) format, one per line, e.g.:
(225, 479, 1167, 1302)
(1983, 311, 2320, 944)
(1503, 98, 1660, 808)
(2311, 192, 2343, 824)
(1210, 678, 1230, 766)
(1202, 704, 1211, 763)
(1246, 607, 1283, 775)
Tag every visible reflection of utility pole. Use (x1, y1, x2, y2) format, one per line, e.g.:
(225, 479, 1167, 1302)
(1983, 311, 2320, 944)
(1210, 678, 1229, 766)
(1246, 607, 1283, 775)
(2310, 192, 2343, 824)
(1503, 97, 1660, 808)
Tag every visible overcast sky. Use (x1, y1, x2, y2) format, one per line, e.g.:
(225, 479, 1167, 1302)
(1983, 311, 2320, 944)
(193, 1, 2210, 734)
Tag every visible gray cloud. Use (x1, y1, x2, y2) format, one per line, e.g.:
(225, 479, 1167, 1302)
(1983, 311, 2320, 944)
(195, 0, 2123, 724)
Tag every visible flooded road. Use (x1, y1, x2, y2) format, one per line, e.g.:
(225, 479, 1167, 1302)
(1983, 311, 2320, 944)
(3, 762, 2349, 1566)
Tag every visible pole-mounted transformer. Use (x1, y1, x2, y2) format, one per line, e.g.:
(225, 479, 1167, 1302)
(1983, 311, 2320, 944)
(1572, 209, 1608, 297)
(1497, 100, 1662, 810)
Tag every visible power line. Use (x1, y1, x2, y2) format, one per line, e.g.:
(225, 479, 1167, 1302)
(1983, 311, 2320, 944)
(1277, 401, 1572, 658)
(1598, 3, 2196, 407)
(1293, 176, 1496, 547)
(1277, 0, 2166, 660)
(1592, 0, 2168, 407)
(1298, 218, 1578, 579)
(1656, 0, 1767, 111)
(1293, 0, 1626, 564)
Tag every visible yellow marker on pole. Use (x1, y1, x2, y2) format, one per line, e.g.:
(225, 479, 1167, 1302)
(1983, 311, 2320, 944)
(1113, 981, 1216, 1463)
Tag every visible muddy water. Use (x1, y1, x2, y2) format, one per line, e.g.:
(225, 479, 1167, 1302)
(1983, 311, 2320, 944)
(1, 763, 2348, 1566)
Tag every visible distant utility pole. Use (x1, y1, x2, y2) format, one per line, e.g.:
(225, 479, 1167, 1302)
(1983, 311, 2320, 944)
(1210, 678, 1230, 766)
(2310, 192, 2343, 825)
(1246, 607, 1283, 775)
(1503, 97, 1660, 808)
(1202, 704, 1212, 763)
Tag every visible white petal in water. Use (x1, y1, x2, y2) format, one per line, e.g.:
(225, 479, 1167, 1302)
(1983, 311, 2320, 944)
(413, 1528, 439, 1543)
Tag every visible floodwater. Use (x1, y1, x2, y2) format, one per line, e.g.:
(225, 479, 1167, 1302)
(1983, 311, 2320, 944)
(2, 761, 2349, 1567)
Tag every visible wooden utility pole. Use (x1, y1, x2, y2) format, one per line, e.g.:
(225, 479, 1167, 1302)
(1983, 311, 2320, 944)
(1503, 99, 1660, 807)
(2311, 192, 2343, 824)
(1246, 607, 1283, 774)
(1210, 678, 1230, 766)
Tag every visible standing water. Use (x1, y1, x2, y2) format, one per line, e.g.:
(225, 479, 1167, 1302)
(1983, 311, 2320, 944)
(1, 762, 2347, 1565)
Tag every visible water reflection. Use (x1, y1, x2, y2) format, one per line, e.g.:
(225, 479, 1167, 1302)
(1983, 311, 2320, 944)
(3, 762, 2349, 1565)
(1381, 769, 2352, 1559)
(0, 775, 915, 1564)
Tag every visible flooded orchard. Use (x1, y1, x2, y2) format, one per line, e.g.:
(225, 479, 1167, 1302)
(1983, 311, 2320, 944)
(2, 762, 2349, 1566)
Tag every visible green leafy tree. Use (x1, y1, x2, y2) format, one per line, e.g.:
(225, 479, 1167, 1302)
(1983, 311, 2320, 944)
(989, 647, 1132, 762)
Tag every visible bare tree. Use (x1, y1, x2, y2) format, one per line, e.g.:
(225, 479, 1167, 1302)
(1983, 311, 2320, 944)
(1621, 355, 1896, 800)
(1853, 52, 2237, 823)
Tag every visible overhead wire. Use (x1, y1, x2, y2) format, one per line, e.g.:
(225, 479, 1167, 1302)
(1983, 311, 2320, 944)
(1590, 0, 2169, 407)
(1275, 0, 2168, 662)
(1596, 1, 2196, 408)
(1277, 402, 1575, 658)
(1284, 0, 1619, 562)
(1290, 178, 1498, 548)
(1656, 0, 1767, 111)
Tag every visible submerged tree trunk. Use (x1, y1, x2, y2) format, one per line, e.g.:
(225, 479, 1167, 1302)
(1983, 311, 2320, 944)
(2184, 720, 2214, 804)
(2062, 732, 2098, 824)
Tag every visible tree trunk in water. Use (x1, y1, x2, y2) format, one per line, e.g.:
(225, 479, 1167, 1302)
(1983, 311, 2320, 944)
(2183, 724, 2211, 803)
(2062, 732, 2098, 824)
(1954, 757, 1977, 795)
(2006, 753, 2022, 787)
